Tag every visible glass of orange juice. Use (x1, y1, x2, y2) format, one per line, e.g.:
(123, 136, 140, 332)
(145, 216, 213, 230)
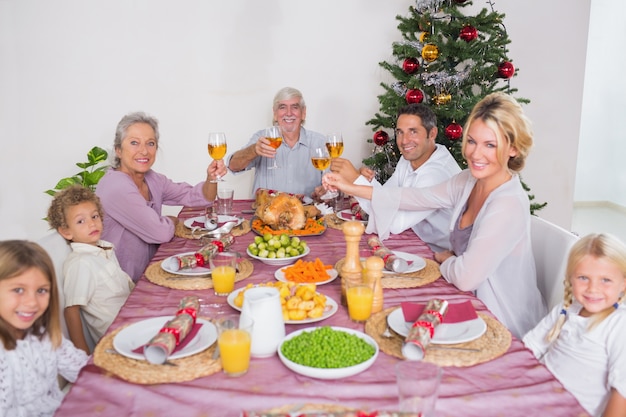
(346, 278, 375, 323)
(216, 315, 254, 377)
(210, 252, 238, 296)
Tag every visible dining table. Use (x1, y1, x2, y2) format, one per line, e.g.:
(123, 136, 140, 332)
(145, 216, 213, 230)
(55, 199, 589, 417)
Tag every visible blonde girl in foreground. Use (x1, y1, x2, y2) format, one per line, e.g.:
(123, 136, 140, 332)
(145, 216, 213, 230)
(523, 233, 626, 417)
(0, 240, 88, 417)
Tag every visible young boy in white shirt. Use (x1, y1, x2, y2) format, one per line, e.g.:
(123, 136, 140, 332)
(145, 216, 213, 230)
(47, 185, 134, 353)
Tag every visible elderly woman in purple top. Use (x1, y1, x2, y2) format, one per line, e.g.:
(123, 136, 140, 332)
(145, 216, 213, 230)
(96, 112, 226, 282)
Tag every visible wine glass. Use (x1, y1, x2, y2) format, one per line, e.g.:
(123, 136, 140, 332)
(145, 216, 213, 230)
(266, 126, 282, 170)
(326, 132, 344, 159)
(208, 132, 227, 182)
(310, 146, 338, 200)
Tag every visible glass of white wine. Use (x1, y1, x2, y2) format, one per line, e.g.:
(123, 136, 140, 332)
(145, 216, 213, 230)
(208, 132, 227, 182)
(266, 126, 282, 170)
(310, 146, 338, 199)
(326, 132, 344, 159)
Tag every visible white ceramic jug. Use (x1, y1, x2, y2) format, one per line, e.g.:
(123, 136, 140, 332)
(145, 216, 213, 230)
(240, 286, 285, 358)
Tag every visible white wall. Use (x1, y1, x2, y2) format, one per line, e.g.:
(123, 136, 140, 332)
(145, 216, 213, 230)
(0, 0, 591, 241)
(576, 0, 626, 207)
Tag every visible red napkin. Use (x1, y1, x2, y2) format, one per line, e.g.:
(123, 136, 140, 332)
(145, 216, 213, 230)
(133, 323, 203, 354)
(191, 220, 205, 228)
(340, 211, 353, 220)
(401, 300, 477, 323)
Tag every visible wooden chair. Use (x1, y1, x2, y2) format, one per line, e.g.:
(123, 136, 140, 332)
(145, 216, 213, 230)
(530, 216, 580, 311)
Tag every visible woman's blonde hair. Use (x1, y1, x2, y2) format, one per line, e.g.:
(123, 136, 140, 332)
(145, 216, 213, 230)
(0, 240, 62, 350)
(461, 92, 533, 172)
(546, 233, 626, 342)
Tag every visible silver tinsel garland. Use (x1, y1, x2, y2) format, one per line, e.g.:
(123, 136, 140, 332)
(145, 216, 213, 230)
(393, 40, 424, 52)
(391, 81, 408, 97)
(414, 0, 447, 13)
(419, 67, 471, 89)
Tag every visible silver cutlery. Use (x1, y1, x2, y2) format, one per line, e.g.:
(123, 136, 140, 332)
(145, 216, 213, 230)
(381, 327, 480, 352)
(428, 346, 481, 352)
(105, 349, 178, 366)
(381, 326, 394, 338)
(166, 275, 211, 280)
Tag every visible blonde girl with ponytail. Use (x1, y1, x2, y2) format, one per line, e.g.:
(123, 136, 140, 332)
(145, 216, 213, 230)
(523, 233, 626, 417)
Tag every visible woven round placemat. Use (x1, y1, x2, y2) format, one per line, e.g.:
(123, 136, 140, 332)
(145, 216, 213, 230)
(231, 219, 251, 237)
(324, 213, 345, 231)
(174, 219, 251, 239)
(334, 258, 441, 289)
(93, 320, 221, 384)
(144, 258, 254, 290)
(364, 307, 512, 367)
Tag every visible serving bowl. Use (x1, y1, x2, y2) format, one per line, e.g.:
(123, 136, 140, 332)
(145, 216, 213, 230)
(277, 326, 379, 379)
(246, 246, 310, 266)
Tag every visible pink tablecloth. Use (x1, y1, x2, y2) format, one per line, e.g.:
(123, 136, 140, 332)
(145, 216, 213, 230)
(55, 200, 588, 417)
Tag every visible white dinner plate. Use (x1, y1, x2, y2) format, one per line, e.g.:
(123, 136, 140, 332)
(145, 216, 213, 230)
(386, 307, 487, 344)
(183, 215, 243, 230)
(274, 266, 338, 285)
(112, 316, 217, 361)
(277, 326, 378, 380)
(227, 287, 339, 324)
(161, 252, 212, 276)
(381, 251, 426, 275)
(338, 209, 367, 224)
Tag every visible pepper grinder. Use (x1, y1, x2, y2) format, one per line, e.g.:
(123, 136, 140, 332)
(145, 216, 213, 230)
(340, 220, 365, 306)
(364, 256, 384, 314)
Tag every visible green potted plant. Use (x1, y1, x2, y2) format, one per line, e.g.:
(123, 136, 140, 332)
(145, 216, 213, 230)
(45, 146, 109, 195)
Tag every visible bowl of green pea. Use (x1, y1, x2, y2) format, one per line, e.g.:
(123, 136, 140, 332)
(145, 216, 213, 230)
(278, 326, 379, 379)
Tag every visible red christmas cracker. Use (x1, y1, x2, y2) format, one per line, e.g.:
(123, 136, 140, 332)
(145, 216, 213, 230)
(401, 299, 448, 360)
(143, 296, 200, 364)
(165, 235, 234, 271)
(366, 236, 409, 272)
(348, 197, 369, 221)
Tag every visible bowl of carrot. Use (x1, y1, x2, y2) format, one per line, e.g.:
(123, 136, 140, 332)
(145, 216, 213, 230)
(274, 258, 338, 285)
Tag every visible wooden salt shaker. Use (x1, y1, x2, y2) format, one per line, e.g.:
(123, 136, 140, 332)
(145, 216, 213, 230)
(340, 221, 365, 306)
(364, 256, 384, 314)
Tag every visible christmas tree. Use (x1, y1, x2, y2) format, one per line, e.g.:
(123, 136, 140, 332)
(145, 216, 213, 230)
(363, 0, 546, 213)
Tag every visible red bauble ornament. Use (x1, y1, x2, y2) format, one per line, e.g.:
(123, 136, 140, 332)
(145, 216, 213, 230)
(459, 25, 478, 42)
(402, 57, 420, 75)
(445, 122, 463, 140)
(497, 61, 515, 79)
(373, 130, 389, 146)
(405, 89, 424, 104)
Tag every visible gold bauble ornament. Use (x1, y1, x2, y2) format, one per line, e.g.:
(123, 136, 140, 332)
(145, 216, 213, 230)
(419, 31, 430, 43)
(421, 44, 439, 62)
(433, 92, 451, 105)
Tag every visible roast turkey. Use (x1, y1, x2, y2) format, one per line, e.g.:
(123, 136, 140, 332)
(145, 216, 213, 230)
(255, 193, 306, 230)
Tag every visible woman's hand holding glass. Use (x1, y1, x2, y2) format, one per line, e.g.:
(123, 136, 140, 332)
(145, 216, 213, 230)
(208, 132, 227, 182)
(311, 146, 338, 200)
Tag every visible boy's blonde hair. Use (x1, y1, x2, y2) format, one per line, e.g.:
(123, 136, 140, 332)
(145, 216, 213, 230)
(547, 233, 626, 342)
(47, 185, 104, 232)
(0, 240, 62, 350)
